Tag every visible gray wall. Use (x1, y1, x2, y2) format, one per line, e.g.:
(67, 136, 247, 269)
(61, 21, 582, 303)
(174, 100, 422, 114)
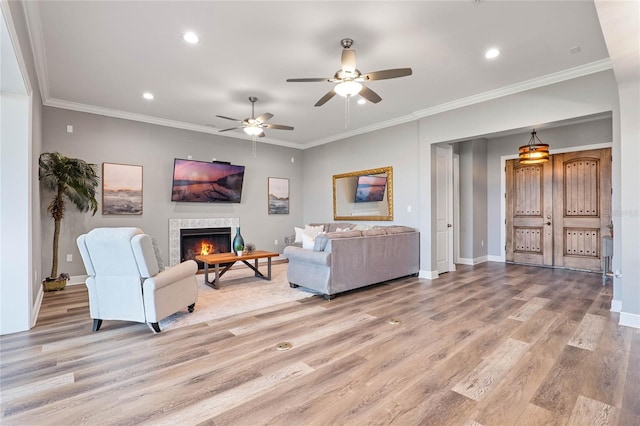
(301, 121, 420, 229)
(485, 118, 613, 257)
(41, 107, 303, 277)
(456, 138, 488, 261)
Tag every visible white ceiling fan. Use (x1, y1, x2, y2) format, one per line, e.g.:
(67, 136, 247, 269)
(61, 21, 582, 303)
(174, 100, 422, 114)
(215, 97, 294, 137)
(287, 38, 413, 106)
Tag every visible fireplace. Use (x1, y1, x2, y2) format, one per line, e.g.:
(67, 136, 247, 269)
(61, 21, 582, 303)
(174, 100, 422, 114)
(180, 227, 231, 269)
(169, 217, 239, 267)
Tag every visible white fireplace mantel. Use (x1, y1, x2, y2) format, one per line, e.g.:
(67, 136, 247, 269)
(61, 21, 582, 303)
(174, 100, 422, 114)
(169, 218, 239, 266)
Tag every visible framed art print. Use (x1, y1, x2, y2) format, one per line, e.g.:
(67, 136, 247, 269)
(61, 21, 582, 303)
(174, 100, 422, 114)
(102, 162, 143, 215)
(268, 177, 289, 214)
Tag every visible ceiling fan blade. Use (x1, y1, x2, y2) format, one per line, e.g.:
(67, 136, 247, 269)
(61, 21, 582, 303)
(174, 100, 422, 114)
(286, 77, 331, 83)
(216, 115, 243, 122)
(264, 123, 294, 131)
(359, 85, 382, 104)
(219, 127, 240, 132)
(361, 68, 413, 81)
(255, 113, 273, 123)
(341, 49, 357, 73)
(315, 88, 337, 107)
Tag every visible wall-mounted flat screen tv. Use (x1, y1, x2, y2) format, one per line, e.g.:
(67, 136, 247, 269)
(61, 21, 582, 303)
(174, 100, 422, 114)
(354, 175, 387, 203)
(171, 158, 245, 203)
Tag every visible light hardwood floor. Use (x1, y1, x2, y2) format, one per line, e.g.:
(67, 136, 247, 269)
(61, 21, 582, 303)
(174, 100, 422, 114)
(1, 262, 638, 425)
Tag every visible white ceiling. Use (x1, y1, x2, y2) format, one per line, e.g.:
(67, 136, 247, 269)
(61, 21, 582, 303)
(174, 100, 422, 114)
(22, 1, 611, 148)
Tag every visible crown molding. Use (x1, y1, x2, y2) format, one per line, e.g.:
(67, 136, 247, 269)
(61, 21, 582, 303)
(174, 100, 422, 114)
(303, 113, 419, 148)
(21, 1, 48, 100)
(410, 59, 613, 119)
(43, 97, 303, 149)
(301, 59, 612, 148)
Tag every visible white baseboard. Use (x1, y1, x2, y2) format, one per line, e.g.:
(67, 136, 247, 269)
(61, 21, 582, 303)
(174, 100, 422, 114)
(68, 275, 88, 286)
(619, 311, 640, 329)
(610, 299, 622, 313)
(458, 256, 489, 266)
(419, 269, 439, 280)
(487, 255, 504, 262)
(31, 285, 44, 327)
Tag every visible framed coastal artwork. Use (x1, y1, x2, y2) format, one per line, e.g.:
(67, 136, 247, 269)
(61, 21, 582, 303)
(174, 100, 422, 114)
(268, 177, 289, 214)
(102, 162, 143, 215)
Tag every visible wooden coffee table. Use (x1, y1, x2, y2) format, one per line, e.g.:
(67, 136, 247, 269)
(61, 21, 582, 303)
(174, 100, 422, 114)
(195, 250, 279, 289)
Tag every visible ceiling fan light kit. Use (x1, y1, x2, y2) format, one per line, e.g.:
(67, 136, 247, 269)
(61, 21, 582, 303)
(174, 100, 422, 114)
(519, 130, 550, 164)
(334, 81, 363, 97)
(243, 126, 263, 136)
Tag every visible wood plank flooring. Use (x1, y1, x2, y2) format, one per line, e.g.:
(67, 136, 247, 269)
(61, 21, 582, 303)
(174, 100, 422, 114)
(1, 262, 638, 425)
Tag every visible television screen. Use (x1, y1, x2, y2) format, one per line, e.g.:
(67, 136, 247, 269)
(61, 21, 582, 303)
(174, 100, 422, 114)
(171, 158, 245, 203)
(354, 175, 387, 203)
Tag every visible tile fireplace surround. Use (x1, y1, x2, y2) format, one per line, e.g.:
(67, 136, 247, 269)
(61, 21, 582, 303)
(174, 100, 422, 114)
(169, 218, 239, 267)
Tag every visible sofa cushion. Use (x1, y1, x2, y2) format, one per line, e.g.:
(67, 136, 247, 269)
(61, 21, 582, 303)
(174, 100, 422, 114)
(326, 222, 355, 232)
(314, 234, 329, 252)
(324, 230, 362, 239)
(353, 224, 371, 231)
(302, 233, 314, 249)
(301, 225, 324, 249)
(361, 228, 386, 236)
(374, 225, 415, 234)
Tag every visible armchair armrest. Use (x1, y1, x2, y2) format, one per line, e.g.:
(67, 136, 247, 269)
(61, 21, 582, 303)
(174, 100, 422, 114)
(143, 260, 197, 292)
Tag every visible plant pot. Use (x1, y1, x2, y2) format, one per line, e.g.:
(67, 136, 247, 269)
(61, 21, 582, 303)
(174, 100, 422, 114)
(236, 250, 243, 257)
(43, 278, 67, 292)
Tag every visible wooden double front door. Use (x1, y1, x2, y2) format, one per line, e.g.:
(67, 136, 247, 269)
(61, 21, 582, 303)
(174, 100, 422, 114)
(506, 148, 611, 272)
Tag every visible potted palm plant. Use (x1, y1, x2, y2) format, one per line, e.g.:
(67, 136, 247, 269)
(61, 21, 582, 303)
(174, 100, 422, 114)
(39, 152, 99, 291)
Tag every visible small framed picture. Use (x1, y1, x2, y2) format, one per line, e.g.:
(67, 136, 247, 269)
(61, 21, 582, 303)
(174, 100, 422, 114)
(268, 177, 289, 214)
(102, 163, 143, 215)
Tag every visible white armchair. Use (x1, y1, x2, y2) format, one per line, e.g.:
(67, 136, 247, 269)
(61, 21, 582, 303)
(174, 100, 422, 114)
(77, 227, 198, 333)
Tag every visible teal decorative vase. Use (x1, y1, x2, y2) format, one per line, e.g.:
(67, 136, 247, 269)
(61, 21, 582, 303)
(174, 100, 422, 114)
(233, 227, 245, 254)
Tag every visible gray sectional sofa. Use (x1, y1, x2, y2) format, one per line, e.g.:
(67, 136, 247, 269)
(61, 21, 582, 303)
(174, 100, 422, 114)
(283, 224, 419, 299)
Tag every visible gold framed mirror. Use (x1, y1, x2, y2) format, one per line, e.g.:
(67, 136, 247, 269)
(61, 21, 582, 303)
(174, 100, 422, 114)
(333, 166, 393, 221)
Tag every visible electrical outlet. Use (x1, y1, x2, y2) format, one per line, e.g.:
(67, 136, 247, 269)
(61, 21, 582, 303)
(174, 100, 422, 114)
(275, 239, 278, 246)
(66, 254, 73, 262)
(481, 240, 484, 247)
(407, 205, 412, 213)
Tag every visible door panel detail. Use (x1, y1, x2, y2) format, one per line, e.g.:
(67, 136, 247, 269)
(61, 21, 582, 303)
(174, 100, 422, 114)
(514, 227, 542, 253)
(563, 228, 599, 257)
(563, 159, 599, 217)
(515, 166, 542, 216)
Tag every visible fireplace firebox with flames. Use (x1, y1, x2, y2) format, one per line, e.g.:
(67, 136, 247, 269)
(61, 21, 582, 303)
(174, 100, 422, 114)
(180, 227, 231, 269)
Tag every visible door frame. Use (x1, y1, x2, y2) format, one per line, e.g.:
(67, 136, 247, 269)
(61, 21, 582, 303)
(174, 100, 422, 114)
(499, 142, 613, 262)
(435, 144, 455, 274)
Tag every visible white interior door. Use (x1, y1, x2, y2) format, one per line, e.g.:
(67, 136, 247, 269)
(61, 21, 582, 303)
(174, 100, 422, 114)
(436, 145, 454, 274)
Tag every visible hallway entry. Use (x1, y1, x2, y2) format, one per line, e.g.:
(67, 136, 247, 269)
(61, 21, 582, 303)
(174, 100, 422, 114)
(506, 148, 611, 272)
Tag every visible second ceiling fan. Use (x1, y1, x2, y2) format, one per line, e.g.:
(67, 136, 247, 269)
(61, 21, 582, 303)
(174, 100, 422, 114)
(216, 97, 294, 137)
(287, 38, 412, 107)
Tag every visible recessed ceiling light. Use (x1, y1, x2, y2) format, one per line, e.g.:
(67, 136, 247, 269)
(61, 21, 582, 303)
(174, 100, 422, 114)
(485, 48, 500, 59)
(357, 98, 366, 105)
(183, 32, 199, 44)
(142, 92, 154, 100)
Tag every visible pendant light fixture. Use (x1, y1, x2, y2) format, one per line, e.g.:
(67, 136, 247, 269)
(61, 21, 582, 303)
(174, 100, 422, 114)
(519, 129, 549, 164)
